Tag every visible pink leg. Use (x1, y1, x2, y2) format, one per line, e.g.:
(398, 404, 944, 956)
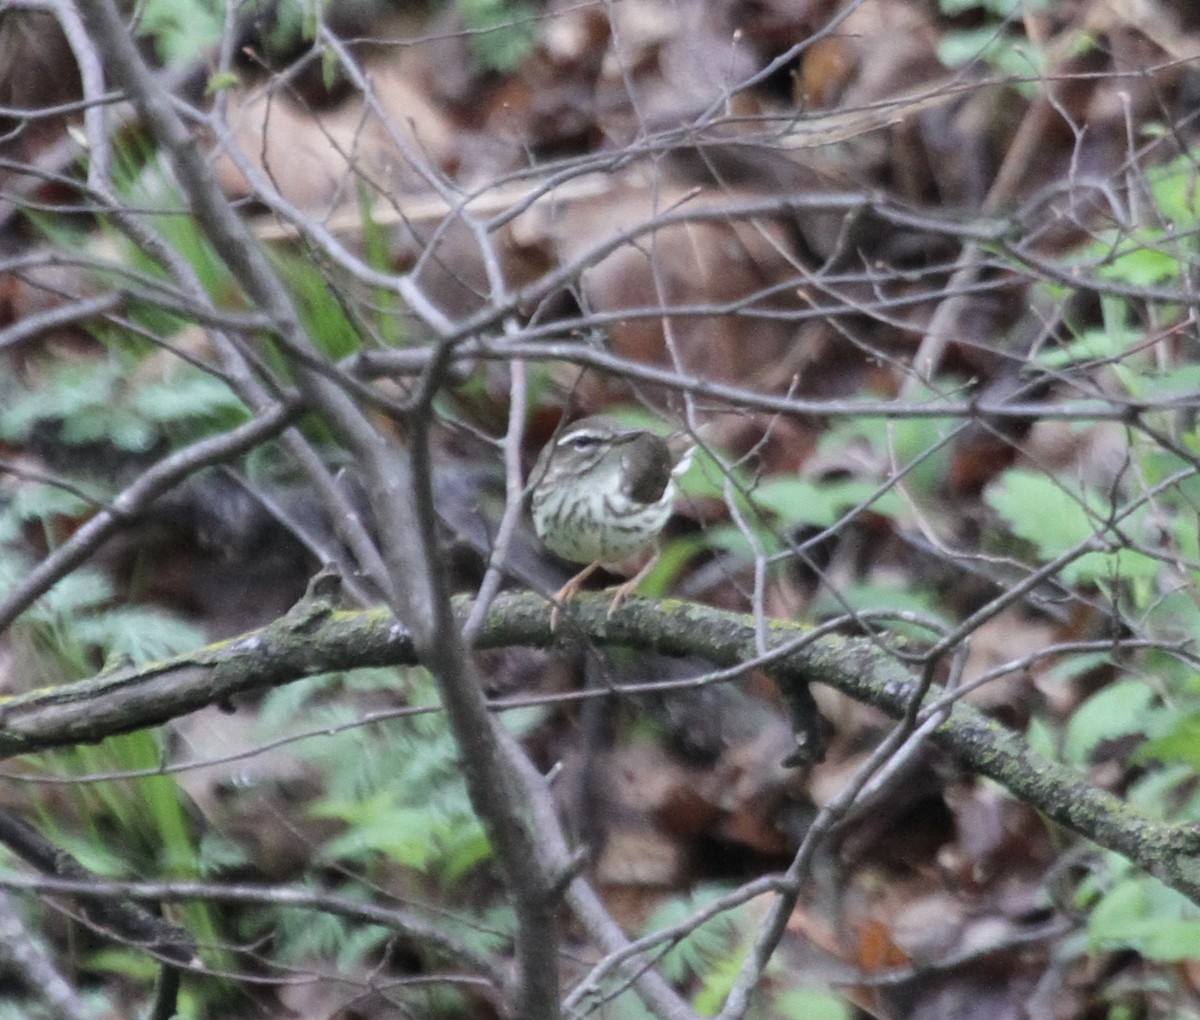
(605, 549, 660, 617)
(550, 560, 602, 631)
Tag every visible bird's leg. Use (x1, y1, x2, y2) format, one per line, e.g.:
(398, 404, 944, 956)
(550, 560, 603, 631)
(605, 547, 661, 618)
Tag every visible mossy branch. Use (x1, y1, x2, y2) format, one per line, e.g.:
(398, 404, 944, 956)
(3, 590, 1198, 903)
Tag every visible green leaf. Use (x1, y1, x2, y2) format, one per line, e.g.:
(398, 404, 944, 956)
(1034, 320, 1141, 370)
(322, 46, 340, 93)
(639, 885, 745, 987)
(31, 569, 115, 619)
(1061, 680, 1155, 765)
(130, 370, 246, 427)
(641, 534, 707, 599)
(1097, 243, 1180, 286)
(1123, 763, 1200, 819)
(889, 414, 955, 497)
(752, 476, 903, 528)
(773, 989, 851, 1020)
(73, 607, 206, 664)
(700, 521, 785, 560)
(204, 70, 241, 94)
(1089, 874, 1200, 960)
(8, 483, 98, 524)
(440, 828, 494, 885)
(1148, 157, 1200, 223)
(986, 468, 1096, 554)
(275, 253, 362, 358)
(88, 947, 160, 980)
(272, 903, 350, 964)
(0, 361, 119, 440)
(1138, 712, 1200, 770)
(937, 26, 1008, 68)
(460, 0, 538, 72)
(1143, 363, 1200, 402)
(137, 0, 223, 65)
(810, 579, 941, 628)
(317, 802, 443, 871)
(292, 673, 494, 884)
(64, 404, 156, 451)
(1038, 650, 1113, 688)
(1025, 714, 1057, 761)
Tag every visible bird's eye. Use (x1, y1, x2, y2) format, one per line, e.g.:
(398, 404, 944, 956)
(566, 433, 601, 450)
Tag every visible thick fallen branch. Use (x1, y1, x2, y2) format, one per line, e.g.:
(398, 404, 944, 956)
(2, 590, 1197, 903)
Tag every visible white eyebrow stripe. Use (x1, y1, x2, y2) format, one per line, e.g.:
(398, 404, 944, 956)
(559, 429, 608, 444)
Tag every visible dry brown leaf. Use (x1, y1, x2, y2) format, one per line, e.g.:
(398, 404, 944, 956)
(213, 58, 453, 212)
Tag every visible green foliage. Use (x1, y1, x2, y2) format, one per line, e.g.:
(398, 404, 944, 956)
(274, 253, 364, 359)
(1007, 146, 1200, 978)
(1, 358, 150, 453)
(0, 991, 117, 1020)
(984, 467, 1160, 588)
(197, 827, 253, 875)
(137, 0, 224, 65)
(458, 0, 539, 72)
(641, 886, 744, 989)
(77, 606, 210, 665)
(587, 885, 744, 1019)
(773, 988, 852, 1020)
(1060, 679, 1155, 767)
(384, 982, 474, 1019)
(7, 483, 97, 535)
(984, 467, 1101, 554)
(1090, 155, 1199, 290)
(239, 669, 527, 991)
(357, 185, 407, 348)
(205, 69, 241, 94)
(0, 351, 248, 456)
(270, 897, 368, 965)
(1087, 868, 1200, 962)
(0, 440, 220, 997)
(1035, 295, 1145, 371)
(936, 0, 1056, 83)
(730, 411, 945, 622)
(256, 0, 321, 57)
(130, 369, 249, 431)
(26, 729, 232, 1003)
(939, 0, 1049, 15)
(262, 668, 494, 885)
(810, 576, 942, 627)
(0, 545, 205, 677)
(937, 26, 1045, 80)
(1138, 713, 1200, 772)
(595, 885, 850, 1017)
(1032, 152, 1198, 406)
(641, 533, 709, 598)
(751, 475, 904, 530)
(35, 732, 195, 871)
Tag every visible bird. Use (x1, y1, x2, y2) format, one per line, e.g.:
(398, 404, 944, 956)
(530, 415, 693, 628)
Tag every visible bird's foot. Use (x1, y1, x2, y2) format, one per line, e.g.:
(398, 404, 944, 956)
(604, 549, 661, 618)
(605, 578, 638, 618)
(549, 562, 601, 631)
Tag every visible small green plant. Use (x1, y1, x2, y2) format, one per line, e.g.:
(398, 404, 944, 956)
(273, 667, 495, 884)
(981, 143, 1200, 986)
(245, 667, 533, 973)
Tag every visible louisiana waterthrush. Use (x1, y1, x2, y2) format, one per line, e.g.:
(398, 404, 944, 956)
(530, 415, 693, 626)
